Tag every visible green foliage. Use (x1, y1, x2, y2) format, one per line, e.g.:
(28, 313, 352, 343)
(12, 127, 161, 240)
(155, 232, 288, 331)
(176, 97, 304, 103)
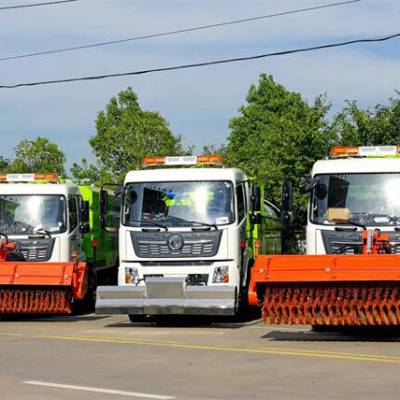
(0, 156, 9, 171)
(71, 158, 101, 185)
(225, 74, 335, 221)
(332, 97, 400, 146)
(90, 87, 187, 182)
(7, 137, 66, 175)
(202, 144, 226, 156)
(71, 158, 117, 186)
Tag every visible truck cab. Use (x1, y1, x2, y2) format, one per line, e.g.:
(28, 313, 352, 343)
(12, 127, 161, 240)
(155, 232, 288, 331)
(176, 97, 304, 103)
(306, 146, 400, 255)
(0, 174, 87, 263)
(96, 155, 273, 317)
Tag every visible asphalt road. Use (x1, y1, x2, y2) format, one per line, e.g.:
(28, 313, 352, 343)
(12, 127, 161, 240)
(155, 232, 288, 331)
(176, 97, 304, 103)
(1, 314, 400, 400)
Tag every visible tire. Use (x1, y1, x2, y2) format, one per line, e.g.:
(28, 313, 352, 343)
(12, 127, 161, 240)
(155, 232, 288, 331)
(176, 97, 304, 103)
(237, 259, 260, 318)
(128, 314, 148, 323)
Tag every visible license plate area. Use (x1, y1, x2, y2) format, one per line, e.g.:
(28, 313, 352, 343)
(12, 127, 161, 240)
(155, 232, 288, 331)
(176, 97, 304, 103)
(145, 277, 185, 299)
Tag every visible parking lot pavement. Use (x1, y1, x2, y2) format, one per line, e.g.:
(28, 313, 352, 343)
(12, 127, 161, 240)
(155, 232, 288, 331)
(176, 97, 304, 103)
(1, 314, 400, 399)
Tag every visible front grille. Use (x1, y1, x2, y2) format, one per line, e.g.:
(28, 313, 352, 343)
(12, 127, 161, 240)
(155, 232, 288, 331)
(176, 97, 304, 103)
(131, 230, 222, 258)
(20, 248, 49, 260)
(322, 230, 400, 254)
(392, 245, 400, 254)
(139, 261, 215, 266)
(15, 238, 55, 262)
(330, 244, 358, 254)
(137, 241, 214, 256)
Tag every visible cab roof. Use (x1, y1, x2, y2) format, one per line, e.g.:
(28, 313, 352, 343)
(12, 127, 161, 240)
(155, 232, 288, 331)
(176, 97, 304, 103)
(124, 168, 247, 184)
(313, 157, 400, 175)
(0, 183, 80, 195)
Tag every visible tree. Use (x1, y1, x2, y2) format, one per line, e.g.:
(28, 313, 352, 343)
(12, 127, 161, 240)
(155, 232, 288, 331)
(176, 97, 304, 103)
(225, 74, 335, 221)
(202, 144, 226, 156)
(71, 158, 100, 185)
(332, 96, 400, 146)
(70, 158, 116, 186)
(89, 87, 186, 182)
(7, 137, 66, 175)
(0, 156, 9, 171)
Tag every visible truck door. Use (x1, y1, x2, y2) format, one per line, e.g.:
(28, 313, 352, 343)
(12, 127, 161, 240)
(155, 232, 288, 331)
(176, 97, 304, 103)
(237, 183, 251, 284)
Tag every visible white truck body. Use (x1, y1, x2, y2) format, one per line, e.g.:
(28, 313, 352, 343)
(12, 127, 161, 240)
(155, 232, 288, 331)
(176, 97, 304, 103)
(307, 157, 400, 255)
(96, 167, 255, 316)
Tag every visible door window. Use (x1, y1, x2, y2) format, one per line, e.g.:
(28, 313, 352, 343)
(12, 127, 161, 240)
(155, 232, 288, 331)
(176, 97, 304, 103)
(236, 185, 246, 222)
(69, 197, 78, 232)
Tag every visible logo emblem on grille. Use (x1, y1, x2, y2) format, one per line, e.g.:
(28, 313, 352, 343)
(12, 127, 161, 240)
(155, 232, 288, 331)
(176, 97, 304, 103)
(167, 234, 184, 251)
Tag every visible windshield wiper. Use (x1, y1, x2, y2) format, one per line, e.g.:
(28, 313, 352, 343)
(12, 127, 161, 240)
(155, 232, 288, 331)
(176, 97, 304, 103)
(130, 219, 168, 231)
(29, 229, 52, 239)
(348, 213, 400, 227)
(159, 215, 218, 230)
(184, 220, 218, 231)
(342, 220, 366, 229)
(368, 213, 400, 224)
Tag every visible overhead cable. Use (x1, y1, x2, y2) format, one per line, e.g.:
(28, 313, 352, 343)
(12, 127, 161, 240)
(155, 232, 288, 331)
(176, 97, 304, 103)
(0, 0, 361, 62)
(1, 31, 398, 89)
(0, 0, 78, 11)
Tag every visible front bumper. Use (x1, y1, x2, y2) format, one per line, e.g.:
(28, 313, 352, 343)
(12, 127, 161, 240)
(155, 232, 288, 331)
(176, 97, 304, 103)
(95, 277, 236, 316)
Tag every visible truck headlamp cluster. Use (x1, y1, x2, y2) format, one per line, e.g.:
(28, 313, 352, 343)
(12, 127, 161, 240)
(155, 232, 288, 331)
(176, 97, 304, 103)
(212, 266, 229, 283)
(125, 267, 139, 285)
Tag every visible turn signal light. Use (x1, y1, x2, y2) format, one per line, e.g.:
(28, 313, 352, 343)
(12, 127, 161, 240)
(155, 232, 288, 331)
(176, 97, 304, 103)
(330, 146, 400, 158)
(141, 155, 224, 168)
(0, 173, 59, 183)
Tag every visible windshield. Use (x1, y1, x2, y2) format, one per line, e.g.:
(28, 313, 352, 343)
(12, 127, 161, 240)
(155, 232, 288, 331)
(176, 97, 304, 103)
(0, 195, 67, 235)
(311, 173, 400, 226)
(123, 181, 234, 227)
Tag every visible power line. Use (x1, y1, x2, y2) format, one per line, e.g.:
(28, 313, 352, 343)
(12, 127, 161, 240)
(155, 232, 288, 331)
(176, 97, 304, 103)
(0, 0, 78, 11)
(1, 32, 398, 89)
(0, 0, 361, 62)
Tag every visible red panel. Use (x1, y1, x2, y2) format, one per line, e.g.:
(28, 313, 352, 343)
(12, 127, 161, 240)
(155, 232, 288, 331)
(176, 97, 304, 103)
(0, 262, 74, 286)
(252, 255, 400, 283)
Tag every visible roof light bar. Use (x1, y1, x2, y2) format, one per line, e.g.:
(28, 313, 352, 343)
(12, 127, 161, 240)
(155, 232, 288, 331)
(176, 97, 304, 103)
(0, 173, 59, 183)
(141, 155, 224, 168)
(330, 146, 400, 158)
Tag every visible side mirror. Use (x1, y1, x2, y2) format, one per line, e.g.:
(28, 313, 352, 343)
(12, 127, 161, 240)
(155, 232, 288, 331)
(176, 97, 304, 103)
(281, 180, 293, 226)
(250, 184, 261, 212)
(250, 184, 262, 226)
(114, 185, 124, 198)
(282, 180, 293, 212)
(302, 176, 327, 199)
(80, 200, 90, 234)
(100, 189, 108, 228)
(299, 175, 311, 189)
(250, 213, 262, 225)
(304, 177, 320, 193)
(82, 201, 90, 224)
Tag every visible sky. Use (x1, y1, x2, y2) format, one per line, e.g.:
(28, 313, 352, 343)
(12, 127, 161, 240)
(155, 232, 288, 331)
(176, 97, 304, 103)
(0, 0, 399, 169)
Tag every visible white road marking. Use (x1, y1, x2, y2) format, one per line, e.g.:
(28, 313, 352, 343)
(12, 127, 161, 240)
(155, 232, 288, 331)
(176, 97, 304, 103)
(23, 380, 175, 400)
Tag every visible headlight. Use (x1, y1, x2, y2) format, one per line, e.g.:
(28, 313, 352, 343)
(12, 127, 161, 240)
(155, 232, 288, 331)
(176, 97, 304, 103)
(125, 267, 139, 285)
(212, 266, 229, 283)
